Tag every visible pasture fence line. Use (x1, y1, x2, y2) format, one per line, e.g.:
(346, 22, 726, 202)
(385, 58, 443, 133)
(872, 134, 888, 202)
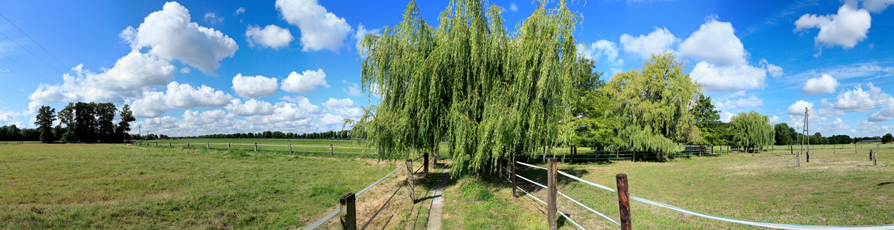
(131, 141, 449, 159)
(509, 158, 894, 229)
(303, 155, 430, 230)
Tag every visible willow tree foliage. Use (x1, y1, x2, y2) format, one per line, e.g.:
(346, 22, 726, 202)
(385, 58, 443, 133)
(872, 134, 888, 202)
(602, 53, 702, 154)
(353, 0, 582, 174)
(561, 58, 619, 151)
(728, 111, 775, 151)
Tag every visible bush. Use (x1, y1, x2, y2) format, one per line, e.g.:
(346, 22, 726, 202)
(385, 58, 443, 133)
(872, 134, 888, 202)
(884, 133, 893, 144)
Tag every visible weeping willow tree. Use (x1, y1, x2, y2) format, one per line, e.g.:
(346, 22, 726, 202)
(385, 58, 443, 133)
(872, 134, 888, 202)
(352, 0, 582, 175)
(728, 111, 775, 152)
(602, 53, 702, 155)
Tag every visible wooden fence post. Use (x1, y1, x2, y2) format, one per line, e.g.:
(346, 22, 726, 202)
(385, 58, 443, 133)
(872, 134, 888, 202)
(405, 160, 415, 202)
(873, 150, 878, 166)
(289, 144, 292, 153)
(207, 142, 209, 149)
(227, 142, 230, 150)
(254, 142, 257, 151)
(330, 144, 334, 156)
(187, 142, 190, 148)
(169, 143, 171, 148)
(424, 152, 429, 175)
(155, 143, 158, 147)
(511, 155, 518, 202)
(797, 152, 801, 167)
(616, 173, 632, 230)
(547, 158, 558, 230)
(339, 193, 356, 230)
(790, 146, 793, 155)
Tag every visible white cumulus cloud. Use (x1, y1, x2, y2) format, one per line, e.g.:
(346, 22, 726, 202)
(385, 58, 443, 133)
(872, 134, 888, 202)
(120, 2, 238, 74)
(323, 98, 363, 118)
(509, 2, 518, 12)
(131, 81, 234, 118)
(344, 83, 362, 97)
(232, 74, 278, 98)
(801, 74, 839, 95)
(275, 0, 352, 53)
(690, 61, 767, 93)
(868, 106, 894, 122)
(246, 24, 294, 49)
(830, 82, 894, 112)
(225, 98, 275, 116)
(679, 19, 747, 66)
(795, 5, 871, 49)
(85, 51, 174, 97)
(760, 59, 783, 77)
(281, 69, 330, 94)
(787, 100, 814, 115)
(620, 27, 678, 59)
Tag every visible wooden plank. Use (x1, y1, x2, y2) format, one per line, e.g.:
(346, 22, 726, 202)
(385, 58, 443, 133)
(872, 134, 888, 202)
(547, 158, 557, 230)
(617, 173, 632, 230)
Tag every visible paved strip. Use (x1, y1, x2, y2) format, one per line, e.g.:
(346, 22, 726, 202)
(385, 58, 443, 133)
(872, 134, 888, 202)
(426, 167, 450, 230)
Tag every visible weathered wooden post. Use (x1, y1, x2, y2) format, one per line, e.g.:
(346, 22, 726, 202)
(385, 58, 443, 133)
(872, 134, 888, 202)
(155, 143, 158, 147)
(424, 152, 429, 175)
(339, 193, 357, 230)
(616, 173, 632, 230)
(330, 144, 334, 156)
(207, 142, 209, 149)
(797, 151, 801, 167)
(873, 150, 878, 166)
(169, 143, 171, 148)
(547, 158, 558, 230)
(511, 156, 518, 202)
(187, 142, 190, 148)
(790, 146, 793, 155)
(227, 142, 230, 150)
(289, 144, 292, 153)
(405, 160, 415, 202)
(254, 142, 257, 151)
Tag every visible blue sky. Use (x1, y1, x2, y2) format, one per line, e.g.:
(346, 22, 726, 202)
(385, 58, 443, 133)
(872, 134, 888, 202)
(0, 0, 893, 137)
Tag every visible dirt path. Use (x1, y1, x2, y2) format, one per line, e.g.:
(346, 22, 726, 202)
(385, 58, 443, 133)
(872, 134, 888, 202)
(426, 166, 450, 230)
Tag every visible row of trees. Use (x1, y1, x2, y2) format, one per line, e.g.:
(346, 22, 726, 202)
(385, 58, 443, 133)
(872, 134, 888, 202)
(195, 130, 350, 139)
(30, 102, 136, 143)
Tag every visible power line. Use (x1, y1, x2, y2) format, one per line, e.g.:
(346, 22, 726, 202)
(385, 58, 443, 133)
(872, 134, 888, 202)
(0, 31, 64, 75)
(0, 14, 70, 71)
(0, 50, 57, 84)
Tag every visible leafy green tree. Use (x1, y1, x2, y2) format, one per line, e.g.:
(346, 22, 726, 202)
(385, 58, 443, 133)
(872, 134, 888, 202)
(7, 124, 21, 141)
(882, 133, 893, 144)
(117, 104, 136, 143)
(95, 103, 117, 143)
(692, 93, 723, 145)
(728, 111, 775, 152)
(774, 123, 794, 145)
(602, 53, 702, 154)
(35, 105, 56, 143)
(562, 58, 619, 154)
(353, 0, 583, 174)
(58, 103, 78, 143)
(73, 102, 97, 143)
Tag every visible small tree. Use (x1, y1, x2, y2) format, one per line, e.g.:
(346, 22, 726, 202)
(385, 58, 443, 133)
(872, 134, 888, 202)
(35, 105, 56, 143)
(728, 111, 775, 152)
(118, 104, 136, 143)
(883, 133, 893, 144)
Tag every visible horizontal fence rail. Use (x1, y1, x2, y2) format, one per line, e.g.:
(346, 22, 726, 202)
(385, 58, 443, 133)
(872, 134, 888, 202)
(513, 159, 894, 230)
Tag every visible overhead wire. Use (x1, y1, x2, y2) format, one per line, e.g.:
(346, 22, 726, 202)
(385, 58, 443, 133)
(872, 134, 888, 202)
(0, 14, 70, 70)
(0, 30, 64, 75)
(0, 51, 57, 84)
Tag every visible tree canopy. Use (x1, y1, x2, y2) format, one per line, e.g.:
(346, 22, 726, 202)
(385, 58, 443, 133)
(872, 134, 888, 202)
(353, 0, 583, 174)
(728, 111, 775, 151)
(602, 52, 702, 154)
(35, 105, 56, 143)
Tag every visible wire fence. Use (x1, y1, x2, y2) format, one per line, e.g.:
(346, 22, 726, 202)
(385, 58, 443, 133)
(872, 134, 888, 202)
(511, 158, 894, 229)
(303, 162, 407, 230)
(130, 141, 450, 160)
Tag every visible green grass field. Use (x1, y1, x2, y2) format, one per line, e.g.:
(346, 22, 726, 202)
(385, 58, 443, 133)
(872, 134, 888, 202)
(0, 143, 408, 229)
(469, 144, 894, 229)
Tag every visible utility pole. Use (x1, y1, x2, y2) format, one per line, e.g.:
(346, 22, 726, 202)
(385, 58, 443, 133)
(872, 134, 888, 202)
(803, 108, 809, 163)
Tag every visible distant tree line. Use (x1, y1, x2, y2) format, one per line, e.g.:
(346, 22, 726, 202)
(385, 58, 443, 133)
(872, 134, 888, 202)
(192, 130, 350, 139)
(0, 102, 137, 143)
